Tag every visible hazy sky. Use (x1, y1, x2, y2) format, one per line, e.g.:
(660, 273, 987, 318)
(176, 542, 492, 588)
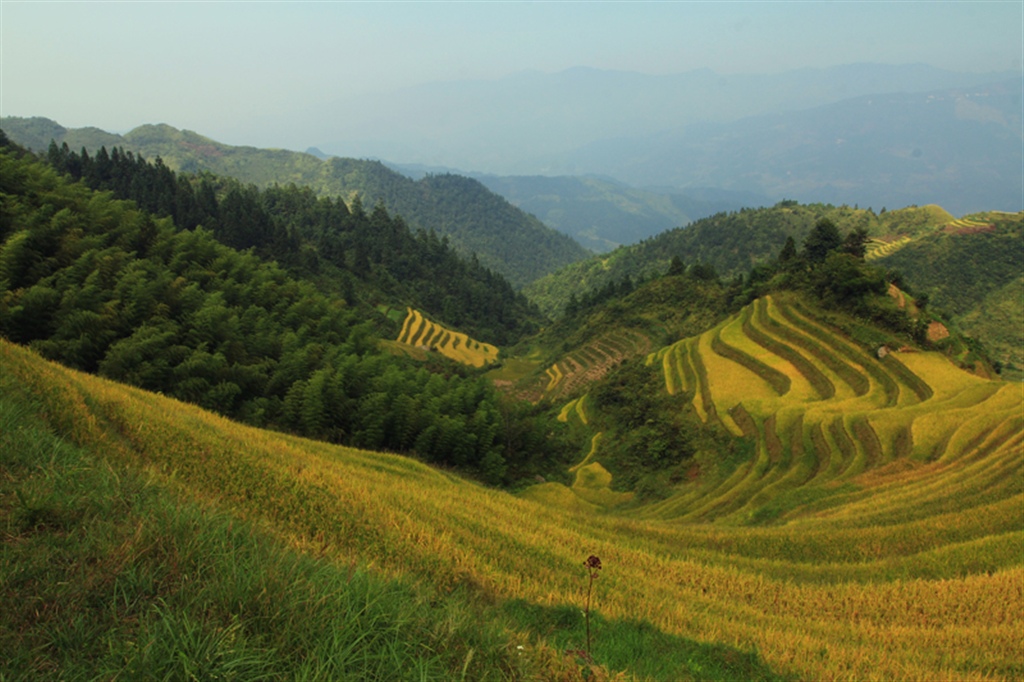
(2, 1, 1021, 149)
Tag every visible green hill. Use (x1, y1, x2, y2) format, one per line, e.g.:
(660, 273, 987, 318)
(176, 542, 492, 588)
(1, 117, 590, 288)
(0, 140, 570, 486)
(524, 202, 953, 316)
(523, 202, 1023, 383)
(872, 211, 1024, 378)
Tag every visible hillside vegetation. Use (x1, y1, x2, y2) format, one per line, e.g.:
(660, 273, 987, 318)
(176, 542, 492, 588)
(527, 202, 1022, 380)
(4, 327, 1021, 680)
(524, 203, 954, 316)
(1, 117, 590, 288)
(874, 210, 1024, 378)
(32, 135, 542, 345)
(0, 140, 571, 485)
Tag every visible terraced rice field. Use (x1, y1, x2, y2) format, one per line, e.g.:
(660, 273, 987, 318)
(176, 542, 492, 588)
(5, 335, 1023, 681)
(396, 307, 499, 367)
(557, 394, 590, 425)
(943, 217, 996, 235)
(544, 329, 652, 399)
(865, 235, 912, 261)
(646, 293, 1023, 526)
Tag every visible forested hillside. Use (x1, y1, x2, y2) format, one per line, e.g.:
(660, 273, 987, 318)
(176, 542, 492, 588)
(876, 211, 1024, 378)
(0, 137, 575, 485)
(1, 117, 590, 288)
(40, 139, 542, 346)
(524, 202, 954, 315)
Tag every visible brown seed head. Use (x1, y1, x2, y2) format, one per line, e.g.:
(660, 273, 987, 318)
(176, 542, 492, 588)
(584, 555, 602, 571)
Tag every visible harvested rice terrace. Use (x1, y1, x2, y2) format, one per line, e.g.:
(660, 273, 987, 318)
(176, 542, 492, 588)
(644, 293, 1023, 525)
(544, 329, 652, 398)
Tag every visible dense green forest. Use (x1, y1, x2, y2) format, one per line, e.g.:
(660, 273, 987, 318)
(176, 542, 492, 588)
(1, 117, 591, 288)
(0, 135, 577, 485)
(42, 140, 543, 346)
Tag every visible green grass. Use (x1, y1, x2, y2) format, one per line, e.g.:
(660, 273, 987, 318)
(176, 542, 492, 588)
(0, 392, 529, 681)
(501, 600, 789, 682)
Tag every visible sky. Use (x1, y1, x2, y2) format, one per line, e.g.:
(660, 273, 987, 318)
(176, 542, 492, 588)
(1, 1, 1022, 151)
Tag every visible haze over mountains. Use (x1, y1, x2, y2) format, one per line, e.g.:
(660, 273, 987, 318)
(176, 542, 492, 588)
(6, 63, 1020, 253)
(314, 64, 1021, 218)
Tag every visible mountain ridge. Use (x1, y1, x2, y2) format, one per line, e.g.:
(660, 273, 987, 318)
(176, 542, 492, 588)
(558, 78, 1023, 215)
(311, 63, 1020, 173)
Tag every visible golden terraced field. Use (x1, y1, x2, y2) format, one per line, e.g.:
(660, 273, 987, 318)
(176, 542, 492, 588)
(544, 330, 652, 399)
(395, 307, 499, 367)
(3, 318, 1022, 681)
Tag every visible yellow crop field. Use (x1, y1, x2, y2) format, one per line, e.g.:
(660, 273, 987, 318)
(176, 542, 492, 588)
(865, 235, 912, 260)
(544, 330, 652, 400)
(556, 394, 591, 426)
(4, 332, 1022, 681)
(395, 307, 499, 367)
(643, 293, 1024, 531)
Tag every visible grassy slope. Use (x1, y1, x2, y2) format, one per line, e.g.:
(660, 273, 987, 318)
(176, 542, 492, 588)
(1, 340, 783, 682)
(0, 388, 528, 681)
(4, 336, 1022, 681)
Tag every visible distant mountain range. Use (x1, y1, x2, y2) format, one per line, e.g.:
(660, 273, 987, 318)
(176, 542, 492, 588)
(0, 118, 588, 288)
(560, 79, 1023, 216)
(308, 65, 1021, 218)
